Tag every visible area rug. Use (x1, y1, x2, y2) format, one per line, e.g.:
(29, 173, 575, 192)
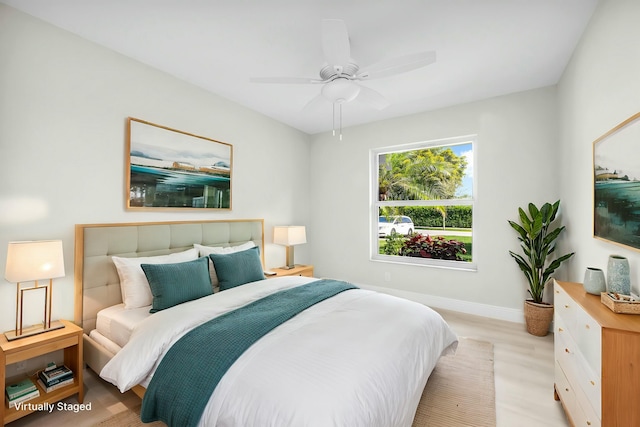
(412, 337, 496, 427)
(94, 337, 495, 427)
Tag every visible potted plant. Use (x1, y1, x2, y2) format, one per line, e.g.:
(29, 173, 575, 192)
(508, 200, 574, 336)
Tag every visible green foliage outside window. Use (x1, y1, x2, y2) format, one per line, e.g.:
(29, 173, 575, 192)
(382, 233, 467, 261)
(378, 147, 467, 202)
(381, 232, 406, 256)
(380, 206, 472, 229)
(374, 139, 474, 266)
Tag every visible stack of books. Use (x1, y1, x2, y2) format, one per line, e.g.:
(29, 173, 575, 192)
(5, 378, 40, 408)
(37, 365, 74, 393)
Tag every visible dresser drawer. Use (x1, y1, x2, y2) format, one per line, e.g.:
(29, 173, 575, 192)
(555, 361, 575, 415)
(555, 284, 577, 334)
(574, 306, 602, 419)
(554, 313, 571, 344)
(575, 359, 601, 420)
(555, 316, 578, 378)
(555, 298, 602, 419)
(575, 305, 602, 376)
(575, 388, 601, 427)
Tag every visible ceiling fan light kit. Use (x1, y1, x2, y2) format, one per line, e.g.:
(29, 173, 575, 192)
(321, 78, 361, 104)
(251, 19, 437, 140)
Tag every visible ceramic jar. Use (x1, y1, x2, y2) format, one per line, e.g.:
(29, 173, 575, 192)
(583, 267, 606, 295)
(607, 255, 631, 295)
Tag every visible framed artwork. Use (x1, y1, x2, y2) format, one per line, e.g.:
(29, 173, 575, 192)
(126, 118, 232, 210)
(593, 112, 640, 251)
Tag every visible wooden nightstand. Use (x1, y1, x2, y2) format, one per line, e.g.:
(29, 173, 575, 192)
(1, 319, 83, 425)
(268, 265, 314, 278)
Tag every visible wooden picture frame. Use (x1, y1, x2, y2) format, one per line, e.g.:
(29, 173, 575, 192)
(126, 118, 232, 210)
(593, 112, 640, 251)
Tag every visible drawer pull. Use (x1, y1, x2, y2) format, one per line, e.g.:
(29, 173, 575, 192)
(591, 380, 595, 386)
(585, 324, 590, 329)
(565, 348, 570, 353)
(587, 421, 591, 426)
(564, 304, 569, 308)
(558, 327, 564, 332)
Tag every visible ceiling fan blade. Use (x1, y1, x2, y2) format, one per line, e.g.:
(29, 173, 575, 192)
(302, 93, 329, 112)
(355, 85, 390, 110)
(322, 19, 351, 67)
(250, 77, 324, 84)
(357, 51, 436, 80)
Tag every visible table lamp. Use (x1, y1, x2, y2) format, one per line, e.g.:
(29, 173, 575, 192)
(273, 226, 307, 269)
(4, 240, 65, 341)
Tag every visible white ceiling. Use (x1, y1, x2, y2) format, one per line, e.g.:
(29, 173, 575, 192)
(2, 0, 598, 135)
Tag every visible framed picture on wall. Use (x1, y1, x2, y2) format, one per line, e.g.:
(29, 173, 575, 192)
(593, 112, 640, 251)
(126, 118, 233, 210)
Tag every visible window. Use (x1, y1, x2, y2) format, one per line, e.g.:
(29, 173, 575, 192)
(371, 135, 476, 270)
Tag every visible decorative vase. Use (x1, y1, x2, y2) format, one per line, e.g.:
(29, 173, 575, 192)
(524, 300, 554, 337)
(583, 267, 606, 295)
(607, 255, 631, 295)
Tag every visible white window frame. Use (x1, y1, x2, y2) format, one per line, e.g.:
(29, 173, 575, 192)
(370, 135, 477, 271)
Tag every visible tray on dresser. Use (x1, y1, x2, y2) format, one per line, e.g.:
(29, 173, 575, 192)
(601, 292, 640, 314)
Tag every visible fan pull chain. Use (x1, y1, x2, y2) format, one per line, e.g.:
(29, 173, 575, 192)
(332, 103, 336, 136)
(330, 102, 344, 140)
(339, 103, 343, 141)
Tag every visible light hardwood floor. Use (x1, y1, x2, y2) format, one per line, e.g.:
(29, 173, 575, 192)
(435, 309, 569, 427)
(8, 309, 570, 427)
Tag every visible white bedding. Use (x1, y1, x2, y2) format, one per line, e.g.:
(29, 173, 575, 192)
(101, 276, 458, 427)
(95, 303, 152, 348)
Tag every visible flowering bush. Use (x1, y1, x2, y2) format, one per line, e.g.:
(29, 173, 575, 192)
(400, 234, 467, 261)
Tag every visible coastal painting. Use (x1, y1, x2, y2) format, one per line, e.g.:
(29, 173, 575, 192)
(126, 118, 232, 210)
(593, 112, 640, 251)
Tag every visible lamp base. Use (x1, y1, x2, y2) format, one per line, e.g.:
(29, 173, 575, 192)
(4, 320, 65, 341)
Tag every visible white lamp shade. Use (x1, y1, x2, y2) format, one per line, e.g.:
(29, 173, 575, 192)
(273, 226, 307, 246)
(5, 240, 65, 282)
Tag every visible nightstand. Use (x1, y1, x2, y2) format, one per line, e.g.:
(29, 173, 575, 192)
(1, 319, 83, 425)
(268, 265, 314, 278)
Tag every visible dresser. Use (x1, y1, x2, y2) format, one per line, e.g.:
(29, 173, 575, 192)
(554, 280, 640, 427)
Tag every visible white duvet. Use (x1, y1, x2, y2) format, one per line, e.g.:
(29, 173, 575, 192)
(101, 276, 458, 427)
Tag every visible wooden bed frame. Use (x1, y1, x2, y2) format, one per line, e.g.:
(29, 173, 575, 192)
(73, 219, 265, 397)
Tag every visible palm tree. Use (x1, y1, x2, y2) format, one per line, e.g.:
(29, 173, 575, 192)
(378, 166, 439, 201)
(378, 148, 468, 230)
(379, 151, 456, 201)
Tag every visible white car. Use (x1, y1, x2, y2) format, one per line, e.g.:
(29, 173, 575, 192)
(378, 216, 414, 237)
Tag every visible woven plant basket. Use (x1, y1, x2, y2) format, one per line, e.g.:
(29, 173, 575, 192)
(524, 300, 554, 336)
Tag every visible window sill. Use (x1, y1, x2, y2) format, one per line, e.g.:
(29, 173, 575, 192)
(371, 254, 477, 272)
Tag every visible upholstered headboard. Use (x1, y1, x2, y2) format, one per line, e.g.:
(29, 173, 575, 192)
(74, 219, 264, 334)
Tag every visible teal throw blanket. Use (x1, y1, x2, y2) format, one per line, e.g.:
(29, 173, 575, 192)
(140, 279, 357, 426)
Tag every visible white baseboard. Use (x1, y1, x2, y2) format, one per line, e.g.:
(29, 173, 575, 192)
(358, 283, 525, 324)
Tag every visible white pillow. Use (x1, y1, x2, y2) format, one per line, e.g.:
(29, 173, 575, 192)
(194, 242, 256, 288)
(112, 248, 199, 309)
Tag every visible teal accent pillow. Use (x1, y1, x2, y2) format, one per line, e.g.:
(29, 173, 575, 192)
(141, 257, 213, 313)
(209, 246, 265, 291)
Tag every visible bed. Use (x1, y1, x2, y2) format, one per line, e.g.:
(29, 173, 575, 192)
(74, 219, 457, 427)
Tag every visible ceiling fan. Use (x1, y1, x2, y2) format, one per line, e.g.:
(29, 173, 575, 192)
(250, 19, 436, 139)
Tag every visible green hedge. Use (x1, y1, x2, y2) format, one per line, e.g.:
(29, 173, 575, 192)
(391, 206, 472, 228)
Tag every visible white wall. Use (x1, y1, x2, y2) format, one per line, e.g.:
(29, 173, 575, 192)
(309, 86, 562, 320)
(0, 5, 311, 332)
(558, 0, 640, 295)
